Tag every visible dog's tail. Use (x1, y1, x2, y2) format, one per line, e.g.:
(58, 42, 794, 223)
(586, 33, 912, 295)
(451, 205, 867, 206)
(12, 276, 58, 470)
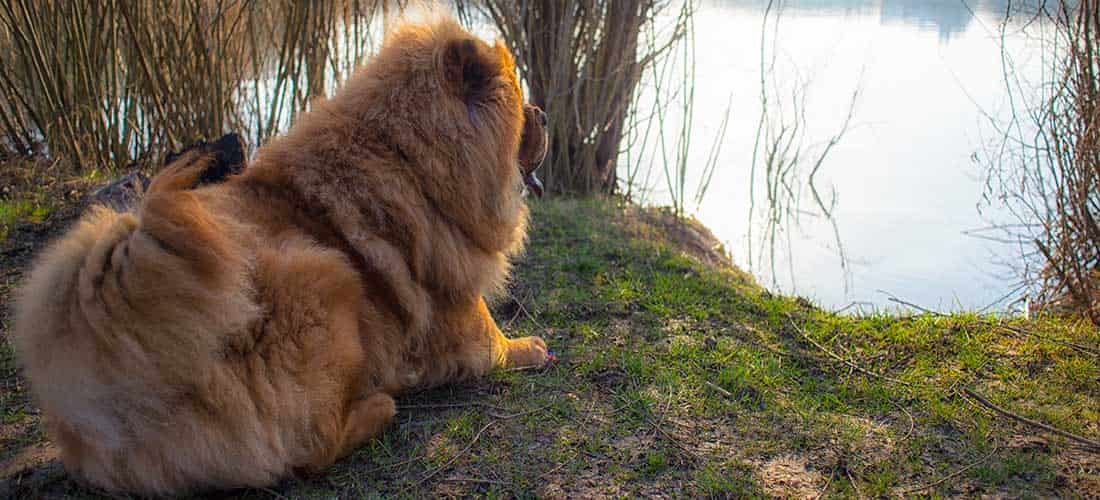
(17, 148, 256, 360)
(12, 150, 260, 493)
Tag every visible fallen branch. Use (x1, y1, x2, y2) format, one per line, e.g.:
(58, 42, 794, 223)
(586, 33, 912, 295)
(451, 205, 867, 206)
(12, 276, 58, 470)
(877, 290, 945, 316)
(409, 402, 556, 487)
(259, 487, 290, 500)
(997, 323, 1099, 357)
(487, 402, 558, 420)
(786, 315, 912, 387)
(413, 420, 497, 487)
(441, 477, 511, 486)
(537, 453, 578, 479)
(813, 469, 834, 500)
(506, 291, 546, 330)
(845, 468, 863, 499)
(890, 398, 916, 443)
(397, 402, 508, 412)
(704, 380, 734, 399)
(897, 445, 1000, 494)
(646, 415, 699, 462)
(504, 364, 552, 372)
(963, 388, 1100, 451)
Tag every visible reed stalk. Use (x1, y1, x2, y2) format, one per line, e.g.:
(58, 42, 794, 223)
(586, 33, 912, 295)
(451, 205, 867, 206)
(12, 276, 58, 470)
(0, 0, 380, 171)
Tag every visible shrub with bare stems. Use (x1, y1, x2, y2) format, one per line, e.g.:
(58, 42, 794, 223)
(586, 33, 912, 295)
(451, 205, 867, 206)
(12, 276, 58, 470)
(0, 0, 381, 171)
(980, 0, 1099, 324)
(468, 0, 691, 195)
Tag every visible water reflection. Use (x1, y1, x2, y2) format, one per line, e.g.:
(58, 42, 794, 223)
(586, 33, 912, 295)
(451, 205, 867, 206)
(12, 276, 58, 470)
(631, 0, 1050, 313)
(720, 1, 1033, 41)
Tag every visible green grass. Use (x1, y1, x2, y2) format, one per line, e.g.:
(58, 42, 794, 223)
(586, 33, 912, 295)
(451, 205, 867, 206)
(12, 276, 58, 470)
(1, 197, 1097, 498)
(0, 200, 50, 241)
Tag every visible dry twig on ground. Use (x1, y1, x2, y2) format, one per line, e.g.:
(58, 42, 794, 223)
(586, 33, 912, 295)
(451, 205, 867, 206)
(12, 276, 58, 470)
(963, 388, 1100, 451)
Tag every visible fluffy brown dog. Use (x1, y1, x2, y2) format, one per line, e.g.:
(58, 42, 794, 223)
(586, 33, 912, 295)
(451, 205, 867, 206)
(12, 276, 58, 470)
(13, 19, 549, 495)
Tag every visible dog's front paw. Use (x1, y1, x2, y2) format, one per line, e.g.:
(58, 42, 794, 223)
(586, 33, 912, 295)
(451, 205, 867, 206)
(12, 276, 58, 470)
(506, 336, 550, 368)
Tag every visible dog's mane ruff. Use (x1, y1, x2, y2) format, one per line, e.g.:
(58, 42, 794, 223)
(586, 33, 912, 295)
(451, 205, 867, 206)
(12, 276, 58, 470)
(242, 19, 527, 310)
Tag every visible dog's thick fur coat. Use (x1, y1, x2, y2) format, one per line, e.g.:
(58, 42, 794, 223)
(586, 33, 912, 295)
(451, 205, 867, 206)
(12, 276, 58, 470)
(13, 19, 548, 495)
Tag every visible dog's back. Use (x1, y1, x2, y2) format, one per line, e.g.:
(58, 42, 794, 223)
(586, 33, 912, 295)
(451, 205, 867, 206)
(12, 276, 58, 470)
(13, 151, 371, 494)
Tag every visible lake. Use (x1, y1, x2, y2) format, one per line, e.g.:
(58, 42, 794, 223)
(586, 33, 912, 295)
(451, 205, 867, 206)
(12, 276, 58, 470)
(626, 0, 1048, 313)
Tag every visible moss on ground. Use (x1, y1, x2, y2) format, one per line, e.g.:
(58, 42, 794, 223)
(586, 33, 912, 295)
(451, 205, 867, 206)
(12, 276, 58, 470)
(1, 196, 1097, 498)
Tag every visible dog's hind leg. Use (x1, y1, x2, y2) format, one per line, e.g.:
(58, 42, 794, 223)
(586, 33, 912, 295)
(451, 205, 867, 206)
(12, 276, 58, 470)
(301, 393, 395, 474)
(337, 393, 397, 457)
(249, 241, 399, 472)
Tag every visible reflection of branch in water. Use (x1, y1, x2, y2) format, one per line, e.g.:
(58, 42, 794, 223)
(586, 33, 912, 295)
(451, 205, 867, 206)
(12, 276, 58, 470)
(746, 0, 860, 295)
(746, 0, 776, 274)
(808, 74, 860, 295)
(693, 94, 733, 208)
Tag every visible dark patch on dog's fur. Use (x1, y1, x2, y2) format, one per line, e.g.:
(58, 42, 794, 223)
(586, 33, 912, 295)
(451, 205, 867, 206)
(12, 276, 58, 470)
(166, 133, 247, 186)
(91, 134, 246, 211)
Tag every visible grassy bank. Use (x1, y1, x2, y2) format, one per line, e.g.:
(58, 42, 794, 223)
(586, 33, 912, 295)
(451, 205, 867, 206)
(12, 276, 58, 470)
(1, 192, 1097, 497)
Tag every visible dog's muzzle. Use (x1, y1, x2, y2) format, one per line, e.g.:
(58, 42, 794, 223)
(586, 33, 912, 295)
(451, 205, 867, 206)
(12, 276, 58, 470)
(523, 109, 548, 198)
(523, 170, 544, 198)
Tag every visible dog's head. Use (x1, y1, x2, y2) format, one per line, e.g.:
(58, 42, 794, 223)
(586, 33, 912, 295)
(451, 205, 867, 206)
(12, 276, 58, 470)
(356, 20, 550, 202)
(430, 25, 536, 201)
(300, 19, 545, 260)
(440, 38, 548, 198)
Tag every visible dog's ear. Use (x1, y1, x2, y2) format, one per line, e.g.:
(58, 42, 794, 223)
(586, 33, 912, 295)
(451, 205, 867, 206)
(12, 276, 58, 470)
(442, 38, 494, 102)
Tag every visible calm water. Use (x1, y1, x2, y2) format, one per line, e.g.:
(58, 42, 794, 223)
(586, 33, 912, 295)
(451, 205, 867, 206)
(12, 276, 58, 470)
(628, 0, 1047, 313)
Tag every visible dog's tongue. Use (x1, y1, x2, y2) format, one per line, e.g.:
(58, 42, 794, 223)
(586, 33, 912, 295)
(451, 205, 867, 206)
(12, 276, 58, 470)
(523, 171, 544, 198)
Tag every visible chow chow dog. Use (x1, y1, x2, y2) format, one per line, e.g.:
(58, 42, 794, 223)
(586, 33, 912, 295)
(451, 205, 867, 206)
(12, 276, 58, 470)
(13, 18, 549, 495)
